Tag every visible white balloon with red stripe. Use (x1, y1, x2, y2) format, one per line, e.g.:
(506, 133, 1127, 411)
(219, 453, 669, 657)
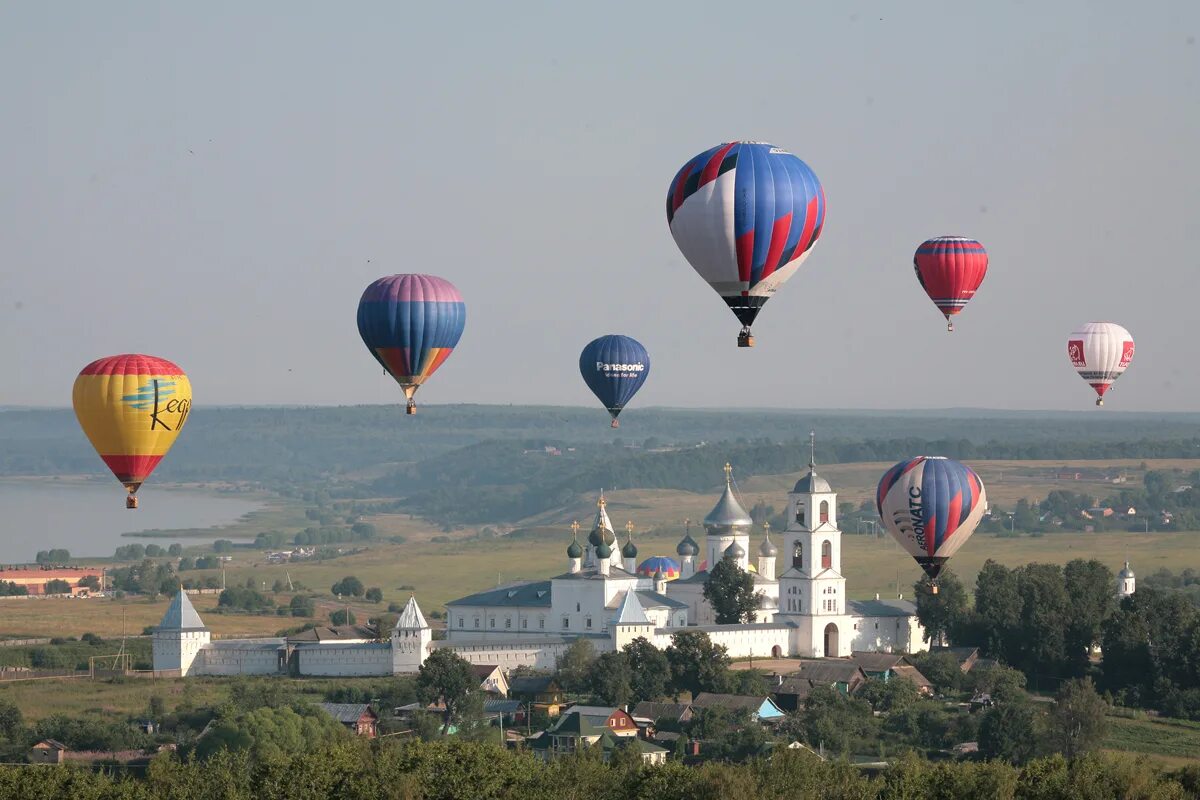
(1067, 322, 1135, 406)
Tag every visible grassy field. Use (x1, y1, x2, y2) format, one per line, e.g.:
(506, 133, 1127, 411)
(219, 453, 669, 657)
(6, 525, 1196, 641)
(1101, 714, 1200, 766)
(0, 674, 409, 722)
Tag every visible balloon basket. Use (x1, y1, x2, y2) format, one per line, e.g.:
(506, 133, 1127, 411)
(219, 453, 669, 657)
(737, 330, 755, 348)
(126, 496, 139, 510)
(611, 419, 619, 429)
(406, 403, 417, 416)
(1096, 398, 1104, 407)
(930, 584, 939, 595)
(946, 321, 954, 332)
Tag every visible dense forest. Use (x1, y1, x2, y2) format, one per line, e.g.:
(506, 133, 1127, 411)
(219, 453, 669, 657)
(0, 731, 1195, 799)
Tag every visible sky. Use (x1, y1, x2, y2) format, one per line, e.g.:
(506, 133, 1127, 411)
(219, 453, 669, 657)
(1, 1, 1198, 412)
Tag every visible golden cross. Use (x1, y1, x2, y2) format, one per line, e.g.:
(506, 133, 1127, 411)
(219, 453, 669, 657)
(684, 518, 691, 534)
(625, 521, 635, 536)
(570, 521, 580, 539)
(597, 492, 606, 508)
(724, 462, 733, 482)
(763, 521, 771, 535)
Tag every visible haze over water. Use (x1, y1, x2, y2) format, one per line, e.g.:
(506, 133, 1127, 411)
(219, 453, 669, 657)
(0, 480, 262, 563)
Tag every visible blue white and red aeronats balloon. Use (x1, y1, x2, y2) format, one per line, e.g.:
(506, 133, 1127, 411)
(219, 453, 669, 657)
(913, 237, 988, 332)
(1067, 322, 1135, 406)
(579, 335, 650, 427)
(356, 274, 466, 415)
(876, 456, 987, 593)
(666, 141, 825, 348)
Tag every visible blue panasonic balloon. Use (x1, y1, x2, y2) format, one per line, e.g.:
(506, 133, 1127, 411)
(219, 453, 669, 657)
(579, 335, 650, 428)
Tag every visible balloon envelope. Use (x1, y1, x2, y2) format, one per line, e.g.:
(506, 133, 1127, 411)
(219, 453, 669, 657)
(913, 237, 988, 329)
(579, 335, 650, 425)
(876, 456, 986, 581)
(1067, 322, 1134, 406)
(666, 141, 825, 334)
(72, 354, 192, 497)
(357, 274, 466, 409)
(636, 556, 680, 579)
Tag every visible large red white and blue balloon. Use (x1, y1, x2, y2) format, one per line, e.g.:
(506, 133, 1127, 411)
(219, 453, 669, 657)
(1067, 322, 1135, 406)
(913, 237, 988, 331)
(666, 141, 825, 347)
(876, 456, 987, 587)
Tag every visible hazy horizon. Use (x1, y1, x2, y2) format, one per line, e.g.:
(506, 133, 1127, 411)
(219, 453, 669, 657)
(3, 2, 1198, 412)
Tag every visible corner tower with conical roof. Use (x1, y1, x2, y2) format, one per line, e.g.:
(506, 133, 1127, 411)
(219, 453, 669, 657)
(703, 463, 753, 572)
(392, 595, 432, 673)
(153, 588, 210, 675)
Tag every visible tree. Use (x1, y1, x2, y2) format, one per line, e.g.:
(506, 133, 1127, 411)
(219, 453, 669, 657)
(556, 639, 596, 694)
(979, 704, 1039, 765)
(195, 705, 345, 761)
(213, 540, 234, 553)
(365, 587, 383, 603)
(145, 544, 166, 557)
(168, 544, 183, 557)
(1012, 563, 1070, 677)
(78, 575, 101, 591)
(908, 651, 963, 693)
(1046, 677, 1108, 759)
(0, 700, 23, 740)
(703, 556, 761, 624)
(331, 576, 365, 597)
(330, 609, 356, 626)
(1063, 560, 1116, 676)
(665, 630, 730, 698)
(974, 560, 1023, 661)
(913, 570, 968, 646)
(416, 649, 479, 734)
(43, 579, 71, 595)
(586, 651, 634, 707)
(290, 595, 315, 617)
(177, 557, 196, 571)
(218, 587, 272, 613)
(622, 636, 670, 704)
(860, 677, 920, 714)
(971, 664, 1028, 705)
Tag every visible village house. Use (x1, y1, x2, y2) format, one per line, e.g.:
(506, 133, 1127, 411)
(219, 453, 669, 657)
(317, 703, 379, 737)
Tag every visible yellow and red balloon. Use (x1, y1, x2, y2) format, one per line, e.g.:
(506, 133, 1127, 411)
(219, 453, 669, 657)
(72, 354, 191, 508)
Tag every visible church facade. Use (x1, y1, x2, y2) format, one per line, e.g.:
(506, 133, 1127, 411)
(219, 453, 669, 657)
(154, 450, 927, 677)
(442, 455, 927, 663)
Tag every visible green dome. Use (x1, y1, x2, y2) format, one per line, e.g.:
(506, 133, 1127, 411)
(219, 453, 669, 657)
(622, 539, 638, 559)
(567, 539, 583, 559)
(596, 540, 613, 559)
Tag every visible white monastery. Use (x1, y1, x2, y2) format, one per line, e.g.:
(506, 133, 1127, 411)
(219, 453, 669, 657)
(153, 448, 931, 677)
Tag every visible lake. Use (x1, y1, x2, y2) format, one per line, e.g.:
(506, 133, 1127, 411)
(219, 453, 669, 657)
(0, 480, 264, 563)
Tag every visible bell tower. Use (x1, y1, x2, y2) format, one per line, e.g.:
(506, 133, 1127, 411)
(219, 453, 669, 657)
(777, 433, 846, 618)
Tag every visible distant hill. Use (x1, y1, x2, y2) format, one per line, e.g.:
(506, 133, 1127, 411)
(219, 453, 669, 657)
(4, 404, 1197, 525)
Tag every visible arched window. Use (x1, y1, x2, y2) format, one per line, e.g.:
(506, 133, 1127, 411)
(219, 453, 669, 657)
(792, 541, 803, 569)
(795, 503, 806, 526)
(819, 500, 830, 524)
(821, 540, 832, 569)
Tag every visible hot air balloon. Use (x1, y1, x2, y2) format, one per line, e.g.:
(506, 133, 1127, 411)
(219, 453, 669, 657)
(72, 354, 192, 509)
(666, 141, 825, 347)
(579, 335, 650, 428)
(913, 237, 988, 331)
(1067, 322, 1134, 406)
(876, 456, 986, 593)
(357, 274, 466, 414)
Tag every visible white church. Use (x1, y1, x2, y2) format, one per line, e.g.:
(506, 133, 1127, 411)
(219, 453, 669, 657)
(153, 450, 928, 677)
